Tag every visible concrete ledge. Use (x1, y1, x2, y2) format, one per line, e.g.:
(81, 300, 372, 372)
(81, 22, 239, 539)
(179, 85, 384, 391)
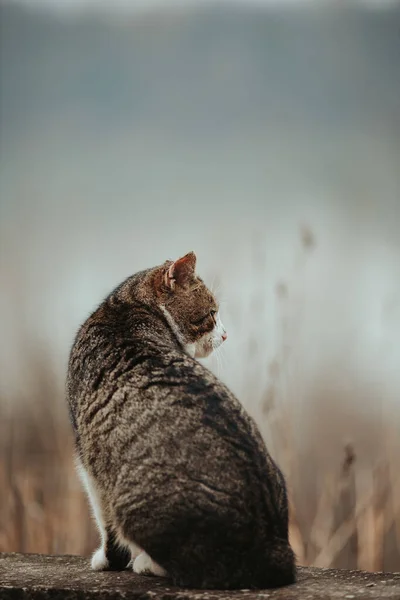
(0, 553, 399, 600)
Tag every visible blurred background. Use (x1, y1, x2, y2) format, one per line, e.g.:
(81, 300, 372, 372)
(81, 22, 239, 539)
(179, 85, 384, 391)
(1, 0, 400, 572)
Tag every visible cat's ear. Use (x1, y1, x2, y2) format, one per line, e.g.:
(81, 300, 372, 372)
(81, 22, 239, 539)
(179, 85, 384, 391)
(164, 251, 197, 290)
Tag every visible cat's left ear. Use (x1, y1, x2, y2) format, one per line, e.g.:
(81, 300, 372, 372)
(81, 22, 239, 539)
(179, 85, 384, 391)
(164, 251, 197, 290)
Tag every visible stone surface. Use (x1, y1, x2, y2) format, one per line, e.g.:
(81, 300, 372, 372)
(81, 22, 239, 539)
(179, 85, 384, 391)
(0, 553, 399, 600)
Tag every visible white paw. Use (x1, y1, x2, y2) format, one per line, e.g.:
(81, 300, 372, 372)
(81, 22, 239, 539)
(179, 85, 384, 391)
(129, 542, 143, 561)
(132, 551, 167, 577)
(91, 546, 109, 571)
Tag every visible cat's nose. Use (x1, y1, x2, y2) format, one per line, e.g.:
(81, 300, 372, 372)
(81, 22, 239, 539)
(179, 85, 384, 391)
(222, 331, 227, 342)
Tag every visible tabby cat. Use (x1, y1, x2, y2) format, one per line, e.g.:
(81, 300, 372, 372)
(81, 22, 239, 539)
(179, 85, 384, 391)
(67, 251, 295, 589)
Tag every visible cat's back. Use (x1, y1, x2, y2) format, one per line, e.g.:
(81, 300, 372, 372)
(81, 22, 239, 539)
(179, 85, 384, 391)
(74, 324, 256, 470)
(70, 312, 272, 508)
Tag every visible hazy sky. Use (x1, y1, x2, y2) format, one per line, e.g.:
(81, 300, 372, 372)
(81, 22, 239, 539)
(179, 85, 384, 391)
(1, 0, 400, 510)
(9, 0, 400, 12)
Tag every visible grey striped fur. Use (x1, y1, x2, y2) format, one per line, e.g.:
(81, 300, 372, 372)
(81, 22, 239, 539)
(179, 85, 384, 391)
(66, 252, 295, 589)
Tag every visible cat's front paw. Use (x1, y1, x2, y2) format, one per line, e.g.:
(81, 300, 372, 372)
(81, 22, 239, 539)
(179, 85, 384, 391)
(132, 551, 167, 577)
(91, 546, 109, 571)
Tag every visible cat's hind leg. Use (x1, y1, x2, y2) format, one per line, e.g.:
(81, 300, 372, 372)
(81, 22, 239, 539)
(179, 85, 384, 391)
(104, 529, 132, 571)
(76, 459, 131, 571)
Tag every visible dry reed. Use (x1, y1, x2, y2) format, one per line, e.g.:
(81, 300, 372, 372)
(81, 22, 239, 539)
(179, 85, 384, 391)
(1, 227, 399, 570)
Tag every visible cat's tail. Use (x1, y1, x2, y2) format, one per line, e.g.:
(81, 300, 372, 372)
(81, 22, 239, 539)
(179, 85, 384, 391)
(261, 536, 296, 588)
(168, 536, 296, 589)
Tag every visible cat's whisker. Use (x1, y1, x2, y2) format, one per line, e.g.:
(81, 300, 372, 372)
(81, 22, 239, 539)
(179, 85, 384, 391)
(210, 273, 217, 295)
(214, 344, 226, 377)
(217, 300, 228, 313)
(217, 346, 227, 371)
(210, 338, 221, 376)
(210, 275, 223, 299)
(214, 351, 222, 377)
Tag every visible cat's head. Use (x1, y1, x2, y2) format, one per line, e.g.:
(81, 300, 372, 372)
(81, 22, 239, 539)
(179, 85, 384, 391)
(155, 251, 227, 358)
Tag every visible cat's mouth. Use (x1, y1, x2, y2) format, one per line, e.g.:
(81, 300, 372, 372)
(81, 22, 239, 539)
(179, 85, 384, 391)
(194, 329, 227, 358)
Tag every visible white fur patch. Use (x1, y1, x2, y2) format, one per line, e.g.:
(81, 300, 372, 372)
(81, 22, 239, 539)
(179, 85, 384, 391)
(76, 458, 110, 571)
(160, 304, 194, 356)
(91, 546, 109, 571)
(133, 551, 168, 577)
(185, 342, 196, 357)
(76, 458, 107, 546)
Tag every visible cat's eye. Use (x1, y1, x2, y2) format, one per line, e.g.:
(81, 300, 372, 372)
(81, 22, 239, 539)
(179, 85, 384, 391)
(194, 312, 212, 325)
(194, 315, 208, 325)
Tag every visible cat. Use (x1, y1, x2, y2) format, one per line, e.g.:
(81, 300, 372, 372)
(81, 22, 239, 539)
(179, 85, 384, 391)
(66, 251, 295, 589)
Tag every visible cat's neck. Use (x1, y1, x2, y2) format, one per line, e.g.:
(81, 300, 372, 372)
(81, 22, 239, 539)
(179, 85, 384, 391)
(98, 299, 190, 358)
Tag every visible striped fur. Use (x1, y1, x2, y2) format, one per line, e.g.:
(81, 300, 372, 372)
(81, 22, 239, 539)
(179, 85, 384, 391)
(66, 252, 295, 589)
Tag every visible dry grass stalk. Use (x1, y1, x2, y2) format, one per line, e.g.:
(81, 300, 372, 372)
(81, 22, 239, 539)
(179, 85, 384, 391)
(1, 228, 399, 568)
